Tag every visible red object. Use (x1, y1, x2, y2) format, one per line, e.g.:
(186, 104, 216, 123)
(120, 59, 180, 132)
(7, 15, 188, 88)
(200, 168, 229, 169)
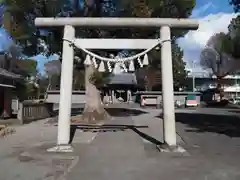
(186, 100, 197, 106)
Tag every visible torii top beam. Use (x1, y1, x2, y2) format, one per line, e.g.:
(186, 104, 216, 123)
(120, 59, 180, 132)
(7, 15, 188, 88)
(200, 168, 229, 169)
(35, 17, 199, 30)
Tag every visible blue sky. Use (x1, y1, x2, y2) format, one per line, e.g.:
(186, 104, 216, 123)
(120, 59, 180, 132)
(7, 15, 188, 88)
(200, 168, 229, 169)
(0, 0, 238, 75)
(32, 54, 59, 74)
(191, 0, 233, 17)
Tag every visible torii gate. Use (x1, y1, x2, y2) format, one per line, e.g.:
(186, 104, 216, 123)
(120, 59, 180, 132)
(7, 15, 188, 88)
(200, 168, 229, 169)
(35, 17, 199, 152)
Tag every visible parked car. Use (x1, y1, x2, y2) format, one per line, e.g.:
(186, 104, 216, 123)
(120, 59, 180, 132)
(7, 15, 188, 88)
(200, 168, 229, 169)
(185, 94, 198, 107)
(228, 97, 240, 105)
(201, 88, 228, 107)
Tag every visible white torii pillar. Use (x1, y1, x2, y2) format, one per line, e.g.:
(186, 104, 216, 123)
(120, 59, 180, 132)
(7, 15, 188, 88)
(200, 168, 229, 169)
(58, 25, 75, 145)
(48, 25, 75, 152)
(160, 26, 176, 146)
(35, 18, 199, 151)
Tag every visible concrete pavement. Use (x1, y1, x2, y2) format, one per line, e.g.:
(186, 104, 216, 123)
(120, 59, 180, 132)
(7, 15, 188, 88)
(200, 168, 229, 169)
(66, 106, 240, 180)
(0, 118, 97, 180)
(67, 107, 240, 180)
(1, 105, 240, 179)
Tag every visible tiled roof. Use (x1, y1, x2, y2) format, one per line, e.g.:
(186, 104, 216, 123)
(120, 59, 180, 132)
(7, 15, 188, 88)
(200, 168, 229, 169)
(0, 53, 23, 79)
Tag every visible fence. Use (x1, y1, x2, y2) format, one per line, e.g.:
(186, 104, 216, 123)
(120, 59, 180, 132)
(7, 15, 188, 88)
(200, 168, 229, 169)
(17, 100, 54, 124)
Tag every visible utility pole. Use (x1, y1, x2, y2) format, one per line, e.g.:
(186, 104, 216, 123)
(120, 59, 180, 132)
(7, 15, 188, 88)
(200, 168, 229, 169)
(235, 75, 238, 98)
(192, 73, 195, 92)
(191, 60, 196, 92)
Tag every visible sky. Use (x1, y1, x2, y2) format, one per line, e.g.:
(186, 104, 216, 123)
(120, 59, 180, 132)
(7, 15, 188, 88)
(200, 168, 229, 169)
(178, 0, 239, 75)
(0, 0, 239, 75)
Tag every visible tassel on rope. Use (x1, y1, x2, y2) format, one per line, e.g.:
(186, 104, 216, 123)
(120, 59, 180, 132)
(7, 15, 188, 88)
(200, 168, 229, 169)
(84, 54, 91, 65)
(137, 57, 143, 68)
(92, 57, 98, 68)
(98, 61, 105, 72)
(143, 54, 149, 66)
(107, 61, 112, 72)
(129, 60, 135, 72)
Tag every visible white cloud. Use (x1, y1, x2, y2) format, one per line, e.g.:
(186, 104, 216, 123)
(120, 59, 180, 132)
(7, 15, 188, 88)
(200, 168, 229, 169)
(191, 2, 216, 18)
(178, 12, 239, 72)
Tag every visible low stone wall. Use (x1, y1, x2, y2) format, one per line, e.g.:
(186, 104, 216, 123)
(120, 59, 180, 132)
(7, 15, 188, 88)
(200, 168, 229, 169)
(17, 100, 54, 124)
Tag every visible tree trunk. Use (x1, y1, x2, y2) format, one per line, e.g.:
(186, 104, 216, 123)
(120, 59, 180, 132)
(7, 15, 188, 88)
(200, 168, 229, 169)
(82, 64, 110, 123)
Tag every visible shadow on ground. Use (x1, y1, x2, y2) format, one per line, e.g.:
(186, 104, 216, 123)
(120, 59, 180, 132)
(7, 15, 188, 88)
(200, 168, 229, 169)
(106, 108, 147, 117)
(54, 108, 147, 117)
(68, 124, 163, 145)
(157, 112, 240, 138)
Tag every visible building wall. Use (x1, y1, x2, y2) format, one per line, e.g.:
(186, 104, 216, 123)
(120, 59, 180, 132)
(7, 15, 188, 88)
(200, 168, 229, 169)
(46, 91, 86, 104)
